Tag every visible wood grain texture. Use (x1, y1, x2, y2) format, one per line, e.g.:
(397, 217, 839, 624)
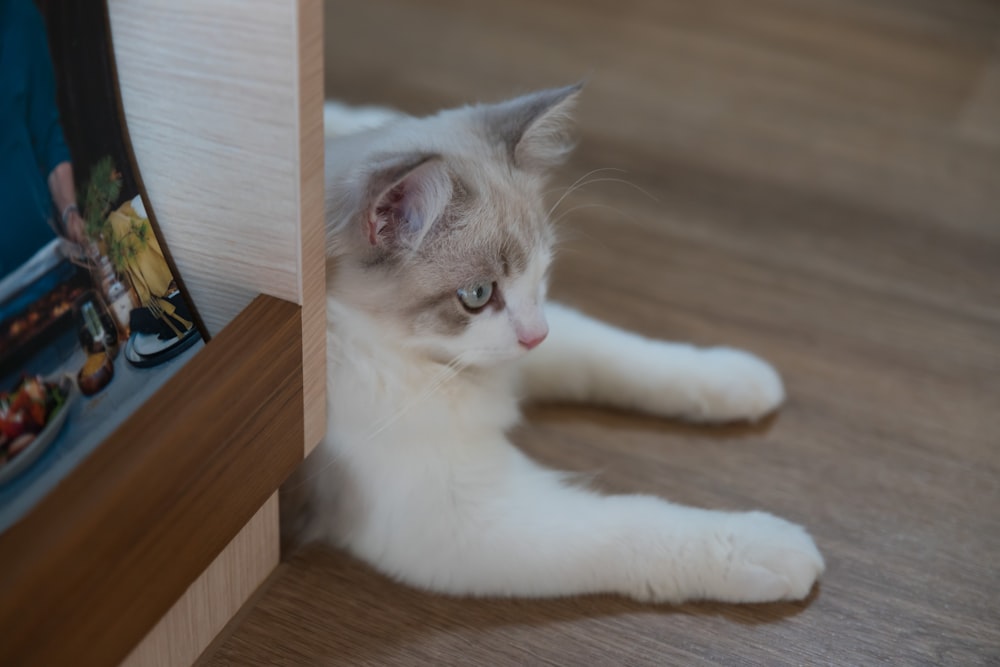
(107, 0, 298, 332)
(0, 296, 303, 667)
(206, 0, 1000, 665)
(296, 0, 327, 454)
(108, 0, 326, 453)
(121, 494, 279, 667)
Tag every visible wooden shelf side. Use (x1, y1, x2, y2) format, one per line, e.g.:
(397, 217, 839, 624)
(0, 295, 303, 667)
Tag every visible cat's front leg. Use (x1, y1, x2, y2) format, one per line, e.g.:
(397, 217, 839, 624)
(346, 447, 823, 604)
(517, 303, 784, 422)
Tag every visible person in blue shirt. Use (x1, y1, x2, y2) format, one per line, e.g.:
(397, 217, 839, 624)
(1, 0, 85, 278)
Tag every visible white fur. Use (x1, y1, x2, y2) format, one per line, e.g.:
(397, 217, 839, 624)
(308, 297, 821, 603)
(520, 304, 785, 421)
(300, 97, 824, 605)
(323, 101, 404, 138)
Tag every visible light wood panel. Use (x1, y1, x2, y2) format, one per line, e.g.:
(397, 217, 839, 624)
(206, 0, 1000, 665)
(121, 494, 279, 667)
(296, 0, 327, 453)
(108, 0, 326, 452)
(109, 0, 300, 327)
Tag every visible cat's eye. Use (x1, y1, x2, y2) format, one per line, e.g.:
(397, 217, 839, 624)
(457, 282, 494, 312)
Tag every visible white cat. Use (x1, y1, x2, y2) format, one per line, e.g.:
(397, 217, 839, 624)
(292, 84, 824, 604)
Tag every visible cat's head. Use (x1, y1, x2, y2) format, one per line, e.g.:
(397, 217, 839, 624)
(326, 84, 581, 367)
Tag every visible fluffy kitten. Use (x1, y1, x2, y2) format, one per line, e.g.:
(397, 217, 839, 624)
(294, 84, 824, 604)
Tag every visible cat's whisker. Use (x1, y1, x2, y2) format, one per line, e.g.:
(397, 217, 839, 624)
(543, 168, 618, 199)
(288, 357, 470, 486)
(554, 166, 626, 196)
(552, 176, 659, 216)
(366, 365, 461, 436)
(546, 176, 618, 219)
(285, 356, 471, 490)
(546, 167, 627, 218)
(364, 354, 470, 440)
(551, 202, 645, 229)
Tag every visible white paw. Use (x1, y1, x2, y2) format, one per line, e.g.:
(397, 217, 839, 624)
(711, 511, 825, 603)
(687, 347, 785, 422)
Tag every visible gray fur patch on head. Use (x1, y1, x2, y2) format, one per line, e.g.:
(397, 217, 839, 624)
(399, 185, 551, 339)
(480, 82, 582, 171)
(409, 288, 472, 336)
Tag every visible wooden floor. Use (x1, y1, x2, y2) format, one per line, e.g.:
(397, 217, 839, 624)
(202, 0, 1000, 664)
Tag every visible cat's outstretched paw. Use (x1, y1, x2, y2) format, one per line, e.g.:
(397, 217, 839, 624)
(710, 511, 825, 603)
(686, 348, 785, 423)
(630, 510, 823, 604)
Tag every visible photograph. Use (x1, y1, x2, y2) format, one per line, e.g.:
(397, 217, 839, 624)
(0, 0, 203, 530)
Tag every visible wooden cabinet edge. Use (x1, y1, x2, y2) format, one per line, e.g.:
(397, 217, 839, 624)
(298, 0, 327, 456)
(121, 493, 279, 667)
(0, 295, 304, 667)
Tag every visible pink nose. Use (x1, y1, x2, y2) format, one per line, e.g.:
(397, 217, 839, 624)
(518, 331, 547, 350)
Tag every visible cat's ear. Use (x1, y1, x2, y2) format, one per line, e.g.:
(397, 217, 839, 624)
(364, 153, 452, 247)
(482, 82, 583, 171)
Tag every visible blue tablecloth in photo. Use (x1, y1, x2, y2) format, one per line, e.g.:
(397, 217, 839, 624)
(0, 328, 203, 533)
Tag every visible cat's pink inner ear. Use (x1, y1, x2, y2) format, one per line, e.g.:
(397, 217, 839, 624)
(368, 184, 405, 245)
(367, 210, 381, 245)
(368, 157, 451, 247)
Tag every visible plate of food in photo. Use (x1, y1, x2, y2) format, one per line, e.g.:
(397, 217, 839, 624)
(0, 375, 77, 485)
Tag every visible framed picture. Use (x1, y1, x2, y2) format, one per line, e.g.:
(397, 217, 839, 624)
(0, 0, 206, 530)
